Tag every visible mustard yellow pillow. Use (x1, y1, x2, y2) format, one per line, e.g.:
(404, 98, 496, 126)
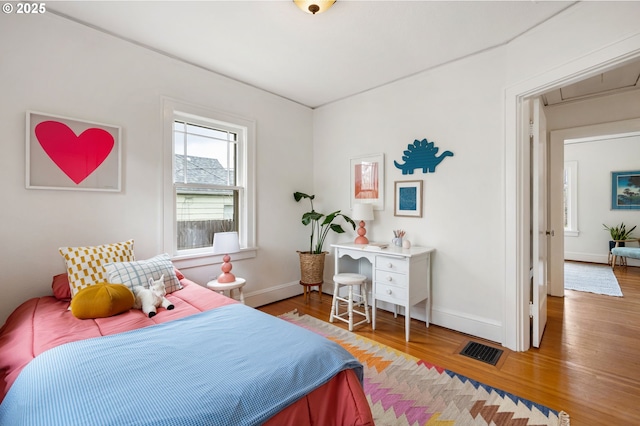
(70, 283, 135, 319)
(59, 239, 135, 298)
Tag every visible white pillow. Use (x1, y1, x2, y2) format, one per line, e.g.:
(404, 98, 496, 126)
(104, 253, 182, 294)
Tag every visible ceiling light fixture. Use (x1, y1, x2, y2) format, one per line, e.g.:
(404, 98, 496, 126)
(294, 0, 336, 15)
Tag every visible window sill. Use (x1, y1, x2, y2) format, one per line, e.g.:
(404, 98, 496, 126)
(564, 230, 580, 237)
(171, 247, 257, 269)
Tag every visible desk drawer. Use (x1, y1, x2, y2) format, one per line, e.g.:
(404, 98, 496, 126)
(375, 282, 407, 302)
(375, 270, 407, 288)
(375, 255, 408, 274)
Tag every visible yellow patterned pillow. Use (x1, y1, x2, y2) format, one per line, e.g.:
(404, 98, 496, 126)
(70, 283, 135, 319)
(59, 240, 135, 298)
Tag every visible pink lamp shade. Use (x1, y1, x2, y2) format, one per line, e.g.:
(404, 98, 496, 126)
(212, 232, 241, 283)
(352, 203, 374, 244)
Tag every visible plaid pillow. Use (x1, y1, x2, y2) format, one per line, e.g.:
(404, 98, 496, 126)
(104, 253, 182, 294)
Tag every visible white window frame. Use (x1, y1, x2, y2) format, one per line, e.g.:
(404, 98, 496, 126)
(163, 98, 256, 268)
(564, 160, 579, 237)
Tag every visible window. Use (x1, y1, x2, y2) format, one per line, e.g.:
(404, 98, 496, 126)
(564, 161, 578, 237)
(174, 120, 238, 250)
(163, 99, 255, 264)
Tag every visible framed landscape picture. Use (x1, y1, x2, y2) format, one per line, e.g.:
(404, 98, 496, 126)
(394, 180, 423, 217)
(350, 153, 384, 210)
(611, 170, 640, 210)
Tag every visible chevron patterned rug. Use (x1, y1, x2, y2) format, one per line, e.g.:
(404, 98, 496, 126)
(280, 312, 570, 426)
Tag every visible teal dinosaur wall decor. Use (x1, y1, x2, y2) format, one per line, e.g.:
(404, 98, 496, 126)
(394, 138, 454, 175)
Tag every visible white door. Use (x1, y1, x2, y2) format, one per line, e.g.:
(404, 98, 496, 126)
(531, 98, 548, 348)
(548, 127, 565, 297)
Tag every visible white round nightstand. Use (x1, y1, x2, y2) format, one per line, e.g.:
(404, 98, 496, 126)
(206, 277, 246, 304)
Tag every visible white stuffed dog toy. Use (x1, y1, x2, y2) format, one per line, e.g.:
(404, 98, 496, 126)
(133, 274, 175, 318)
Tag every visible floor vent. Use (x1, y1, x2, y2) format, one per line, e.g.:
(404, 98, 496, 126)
(460, 341, 503, 366)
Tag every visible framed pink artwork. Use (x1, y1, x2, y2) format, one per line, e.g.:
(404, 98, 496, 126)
(26, 111, 121, 192)
(350, 153, 384, 210)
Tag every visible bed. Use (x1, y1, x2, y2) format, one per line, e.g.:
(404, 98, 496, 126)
(0, 272, 374, 425)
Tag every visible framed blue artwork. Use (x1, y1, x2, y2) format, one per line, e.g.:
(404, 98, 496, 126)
(394, 180, 422, 217)
(611, 170, 640, 210)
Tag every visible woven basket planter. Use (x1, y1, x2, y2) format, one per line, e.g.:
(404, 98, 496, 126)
(297, 251, 327, 285)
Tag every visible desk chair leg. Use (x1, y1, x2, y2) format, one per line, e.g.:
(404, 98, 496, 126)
(348, 285, 354, 331)
(329, 282, 338, 323)
(361, 283, 371, 324)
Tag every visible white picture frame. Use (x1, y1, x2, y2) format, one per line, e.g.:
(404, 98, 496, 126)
(350, 153, 384, 210)
(26, 111, 121, 192)
(394, 180, 423, 217)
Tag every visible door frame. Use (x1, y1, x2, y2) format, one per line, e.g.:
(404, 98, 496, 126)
(503, 37, 640, 351)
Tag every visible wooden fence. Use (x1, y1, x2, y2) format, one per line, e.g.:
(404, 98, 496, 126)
(177, 219, 236, 250)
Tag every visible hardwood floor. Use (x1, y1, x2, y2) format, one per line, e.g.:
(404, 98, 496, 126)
(258, 264, 640, 425)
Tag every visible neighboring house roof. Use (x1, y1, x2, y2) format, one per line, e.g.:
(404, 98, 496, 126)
(174, 154, 232, 186)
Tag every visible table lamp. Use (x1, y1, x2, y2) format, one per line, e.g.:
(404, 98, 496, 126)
(352, 203, 374, 244)
(212, 231, 241, 283)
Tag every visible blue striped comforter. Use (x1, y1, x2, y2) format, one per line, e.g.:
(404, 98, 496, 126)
(0, 304, 362, 425)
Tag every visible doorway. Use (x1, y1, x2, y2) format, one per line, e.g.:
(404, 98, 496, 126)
(548, 122, 640, 299)
(504, 46, 640, 352)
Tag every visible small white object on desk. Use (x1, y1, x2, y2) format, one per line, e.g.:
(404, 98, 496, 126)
(207, 278, 246, 304)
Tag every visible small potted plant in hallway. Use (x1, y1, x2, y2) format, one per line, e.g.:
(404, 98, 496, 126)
(603, 222, 637, 251)
(293, 192, 355, 286)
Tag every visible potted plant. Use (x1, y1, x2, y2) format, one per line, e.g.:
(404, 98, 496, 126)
(603, 222, 637, 251)
(294, 192, 355, 285)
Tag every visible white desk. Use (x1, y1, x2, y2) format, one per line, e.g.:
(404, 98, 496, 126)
(332, 243, 435, 341)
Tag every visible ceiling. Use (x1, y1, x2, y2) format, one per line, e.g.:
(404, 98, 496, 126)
(542, 60, 640, 106)
(48, 1, 584, 109)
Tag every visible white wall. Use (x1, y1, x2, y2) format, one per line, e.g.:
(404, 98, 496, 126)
(563, 135, 640, 263)
(0, 13, 314, 324)
(314, 48, 508, 342)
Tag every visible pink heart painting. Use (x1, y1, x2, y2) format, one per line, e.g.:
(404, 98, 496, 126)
(35, 120, 115, 185)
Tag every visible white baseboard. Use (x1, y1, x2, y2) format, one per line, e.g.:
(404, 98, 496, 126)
(430, 306, 502, 344)
(246, 284, 503, 345)
(245, 281, 303, 308)
(564, 252, 608, 264)
(371, 301, 503, 345)
(564, 252, 640, 267)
